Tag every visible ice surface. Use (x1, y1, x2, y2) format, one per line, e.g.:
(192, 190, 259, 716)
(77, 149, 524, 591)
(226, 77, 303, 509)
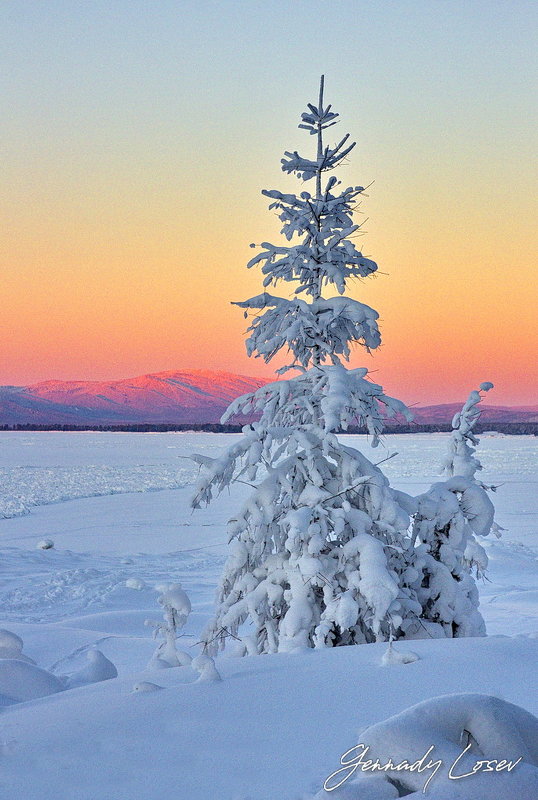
(0, 432, 229, 518)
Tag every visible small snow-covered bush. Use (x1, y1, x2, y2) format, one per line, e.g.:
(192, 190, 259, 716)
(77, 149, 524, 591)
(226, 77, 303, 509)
(146, 583, 192, 668)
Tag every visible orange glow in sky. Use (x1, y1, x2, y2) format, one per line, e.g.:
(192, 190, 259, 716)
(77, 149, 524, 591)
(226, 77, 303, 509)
(2, 1, 536, 406)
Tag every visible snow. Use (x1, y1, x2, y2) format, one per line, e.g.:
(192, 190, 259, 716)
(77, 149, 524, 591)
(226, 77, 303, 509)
(0, 658, 65, 703)
(191, 653, 222, 682)
(233, 295, 381, 370)
(37, 538, 54, 549)
(125, 577, 145, 590)
(158, 583, 191, 617)
(65, 648, 118, 688)
(132, 680, 164, 693)
(0, 628, 35, 664)
(325, 693, 538, 800)
(0, 628, 23, 653)
(323, 693, 538, 798)
(381, 640, 419, 665)
(0, 637, 537, 799)
(0, 431, 536, 798)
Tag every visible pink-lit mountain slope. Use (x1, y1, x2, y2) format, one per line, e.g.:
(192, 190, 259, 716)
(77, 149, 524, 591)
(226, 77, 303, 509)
(0, 370, 265, 425)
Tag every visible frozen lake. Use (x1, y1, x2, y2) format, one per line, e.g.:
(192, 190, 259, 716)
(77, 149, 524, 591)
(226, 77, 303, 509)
(0, 431, 536, 634)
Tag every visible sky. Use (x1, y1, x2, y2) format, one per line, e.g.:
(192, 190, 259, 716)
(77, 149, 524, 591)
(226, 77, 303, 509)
(1, 0, 537, 406)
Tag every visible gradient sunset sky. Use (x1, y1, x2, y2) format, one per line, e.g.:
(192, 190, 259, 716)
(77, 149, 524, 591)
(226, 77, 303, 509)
(2, 0, 536, 405)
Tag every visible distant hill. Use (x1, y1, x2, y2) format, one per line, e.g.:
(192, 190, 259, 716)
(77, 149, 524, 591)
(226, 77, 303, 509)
(409, 403, 538, 425)
(0, 370, 535, 426)
(0, 370, 265, 425)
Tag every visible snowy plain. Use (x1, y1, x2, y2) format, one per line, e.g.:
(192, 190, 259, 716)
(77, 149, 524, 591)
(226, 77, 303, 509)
(0, 431, 536, 799)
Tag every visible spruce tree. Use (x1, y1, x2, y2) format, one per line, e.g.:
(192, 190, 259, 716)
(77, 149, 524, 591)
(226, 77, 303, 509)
(191, 77, 426, 655)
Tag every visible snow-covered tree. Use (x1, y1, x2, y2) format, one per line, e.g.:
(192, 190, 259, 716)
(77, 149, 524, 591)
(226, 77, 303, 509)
(146, 583, 192, 668)
(191, 77, 426, 655)
(411, 384, 500, 638)
(442, 381, 494, 480)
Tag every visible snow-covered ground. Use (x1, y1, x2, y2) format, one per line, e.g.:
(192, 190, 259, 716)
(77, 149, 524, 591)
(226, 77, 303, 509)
(0, 432, 536, 799)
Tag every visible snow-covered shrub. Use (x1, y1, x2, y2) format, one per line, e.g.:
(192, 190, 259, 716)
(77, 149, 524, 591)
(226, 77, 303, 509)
(410, 385, 500, 637)
(192, 78, 426, 655)
(146, 583, 192, 668)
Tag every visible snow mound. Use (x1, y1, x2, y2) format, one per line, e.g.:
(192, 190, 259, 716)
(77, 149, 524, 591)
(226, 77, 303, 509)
(322, 693, 538, 799)
(0, 629, 23, 653)
(65, 650, 118, 689)
(0, 629, 36, 663)
(0, 659, 65, 702)
(192, 654, 222, 682)
(315, 775, 398, 799)
(37, 538, 54, 550)
(132, 681, 164, 693)
(381, 641, 419, 665)
(125, 577, 145, 590)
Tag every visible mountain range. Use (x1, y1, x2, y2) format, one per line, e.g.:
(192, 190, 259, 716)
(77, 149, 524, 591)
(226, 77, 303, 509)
(0, 369, 536, 426)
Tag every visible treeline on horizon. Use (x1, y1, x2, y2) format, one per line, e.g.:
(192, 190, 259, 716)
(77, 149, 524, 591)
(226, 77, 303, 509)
(1, 422, 537, 435)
